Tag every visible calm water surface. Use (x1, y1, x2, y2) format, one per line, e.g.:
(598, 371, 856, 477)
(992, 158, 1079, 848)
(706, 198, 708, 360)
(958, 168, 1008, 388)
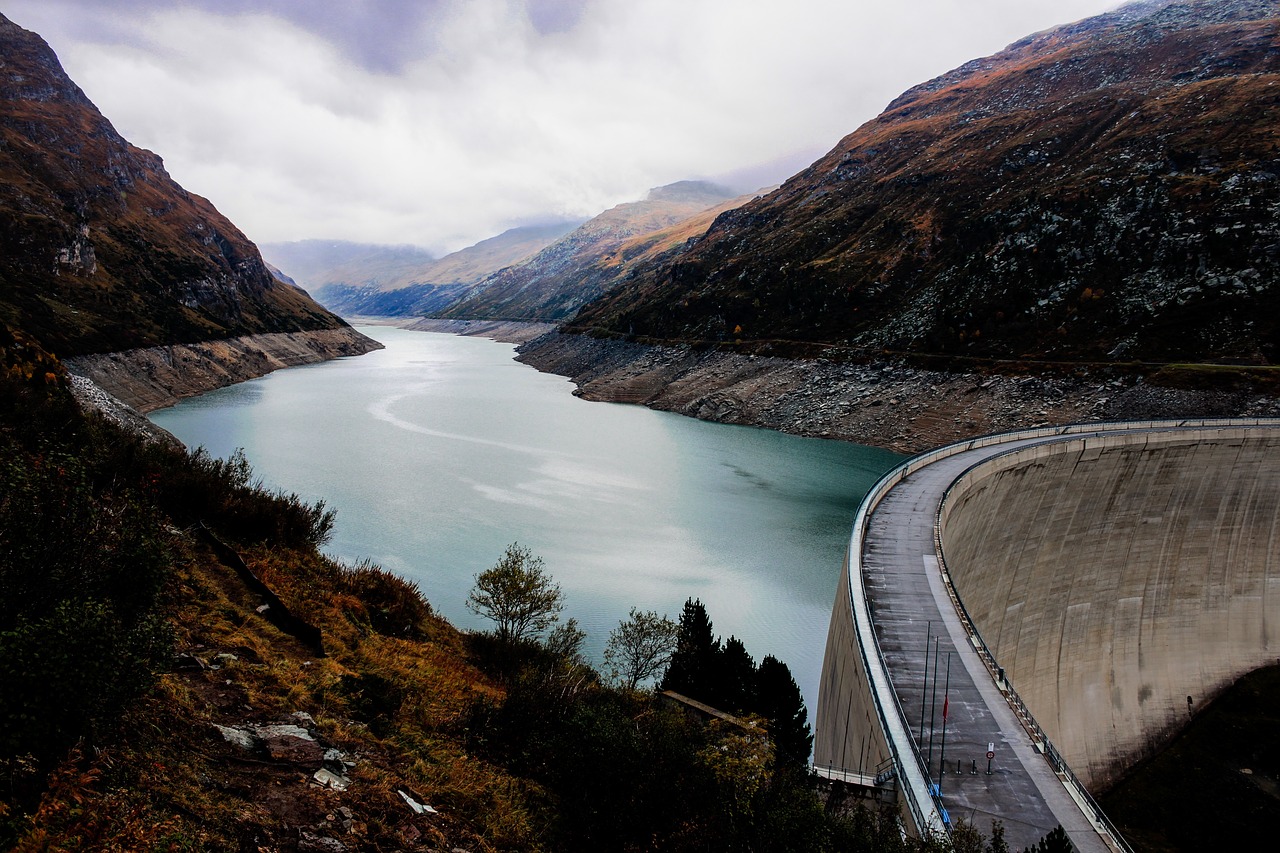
(150, 326, 902, 719)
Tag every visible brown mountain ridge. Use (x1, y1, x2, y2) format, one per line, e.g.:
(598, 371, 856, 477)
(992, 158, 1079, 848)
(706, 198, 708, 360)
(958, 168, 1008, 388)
(567, 0, 1280, 368)
(0, 13, 356, 358)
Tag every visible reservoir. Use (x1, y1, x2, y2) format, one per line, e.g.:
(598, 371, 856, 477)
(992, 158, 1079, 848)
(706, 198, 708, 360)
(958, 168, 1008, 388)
(150, 326, 901, 719)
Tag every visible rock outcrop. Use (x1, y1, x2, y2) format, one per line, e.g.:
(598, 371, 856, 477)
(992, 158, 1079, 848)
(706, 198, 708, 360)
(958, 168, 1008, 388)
(66, 373, 183, 448)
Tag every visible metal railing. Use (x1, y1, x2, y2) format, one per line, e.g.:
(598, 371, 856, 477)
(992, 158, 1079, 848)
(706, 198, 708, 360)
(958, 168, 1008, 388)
(931, 480, 1132, 852)
(845, 462, 947, 835)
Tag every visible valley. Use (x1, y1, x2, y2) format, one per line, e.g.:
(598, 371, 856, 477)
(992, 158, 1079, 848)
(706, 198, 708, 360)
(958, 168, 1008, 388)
(5, 0, 1280, 849)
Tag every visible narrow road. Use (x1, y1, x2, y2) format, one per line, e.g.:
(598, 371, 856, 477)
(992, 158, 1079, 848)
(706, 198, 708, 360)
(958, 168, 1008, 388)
(862, 436, 1110, 852)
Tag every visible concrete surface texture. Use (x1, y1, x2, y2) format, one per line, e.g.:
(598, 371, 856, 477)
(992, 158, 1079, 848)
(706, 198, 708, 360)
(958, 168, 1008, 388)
(941, 429, 1280, 791)
(814, 419, 1280, 851)
(814, 556, 895, 783)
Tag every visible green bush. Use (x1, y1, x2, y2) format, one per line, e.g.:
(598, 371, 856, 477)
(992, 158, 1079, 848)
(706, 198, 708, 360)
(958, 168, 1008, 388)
(0, 602, 171, 761)
(147, 446, 335, 549)
(0, 450, 169, 624)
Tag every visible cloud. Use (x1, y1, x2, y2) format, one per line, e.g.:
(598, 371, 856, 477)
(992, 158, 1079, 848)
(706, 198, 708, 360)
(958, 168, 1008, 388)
(4, 0, 1121, 253)
(8, 0, 449, 71)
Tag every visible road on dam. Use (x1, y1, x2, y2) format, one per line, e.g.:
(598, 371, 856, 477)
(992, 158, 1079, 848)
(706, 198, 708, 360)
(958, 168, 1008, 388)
(814, 419, 1280, 853)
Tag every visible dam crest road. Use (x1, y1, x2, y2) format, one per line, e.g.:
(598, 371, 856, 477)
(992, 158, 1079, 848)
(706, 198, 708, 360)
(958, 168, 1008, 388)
(814, 418, 1280, 853)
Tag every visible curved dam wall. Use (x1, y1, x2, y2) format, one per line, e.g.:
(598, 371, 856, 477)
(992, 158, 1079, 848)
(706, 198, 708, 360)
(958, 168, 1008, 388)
(940, 429, 1280, 791)
(814, 554, 894, 779)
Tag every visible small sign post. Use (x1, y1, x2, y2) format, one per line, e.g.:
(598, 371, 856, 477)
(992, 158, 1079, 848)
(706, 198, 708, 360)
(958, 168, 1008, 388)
(986, 742, 995, 775)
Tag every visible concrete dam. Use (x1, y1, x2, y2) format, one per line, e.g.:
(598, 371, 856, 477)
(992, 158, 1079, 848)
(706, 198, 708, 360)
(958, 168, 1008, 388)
(813, 419, 1280, 852)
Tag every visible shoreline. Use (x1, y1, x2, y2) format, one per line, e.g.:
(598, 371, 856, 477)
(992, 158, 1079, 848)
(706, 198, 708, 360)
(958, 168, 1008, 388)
(98, 314, 1280, 456)
(65, 326, 383, 415)
(493, 327, 1280, 455)
(382, 319, 1280, 454)
(63, 327, 383, 447)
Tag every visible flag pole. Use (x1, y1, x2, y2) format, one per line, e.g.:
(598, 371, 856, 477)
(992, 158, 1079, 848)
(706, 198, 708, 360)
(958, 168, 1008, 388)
(919, 620, 931, 744)
(927, 637, 940, 769)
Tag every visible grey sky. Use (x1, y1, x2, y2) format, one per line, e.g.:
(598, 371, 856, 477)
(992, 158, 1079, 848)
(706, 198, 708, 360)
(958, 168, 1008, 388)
(5, 1, 1119, 253)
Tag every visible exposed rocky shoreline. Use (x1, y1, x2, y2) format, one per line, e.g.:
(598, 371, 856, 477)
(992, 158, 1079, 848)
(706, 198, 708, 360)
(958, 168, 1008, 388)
(515, 331, 1280, 454)
(65, 326, 382, 415)
(403, 317, 557, 343)
(65, 374, 185, 449)
(63, 317, 1280, 457)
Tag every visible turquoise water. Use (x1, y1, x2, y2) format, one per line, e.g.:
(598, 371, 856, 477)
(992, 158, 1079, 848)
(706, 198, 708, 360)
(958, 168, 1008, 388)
(150, 326, 901, 717)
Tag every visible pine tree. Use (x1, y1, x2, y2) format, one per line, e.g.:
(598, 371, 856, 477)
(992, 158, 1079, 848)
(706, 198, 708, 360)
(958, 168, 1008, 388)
(1025, 825, 1073, 853)
(756, 655, 813, 770)
(660, 598, 720, 701)
(714, 635, 757, 714)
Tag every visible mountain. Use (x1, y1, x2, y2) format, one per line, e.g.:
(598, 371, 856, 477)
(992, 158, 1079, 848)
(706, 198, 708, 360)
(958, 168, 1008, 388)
(0, 13, 359, 359)
(568, 0, 1280, 367)
(259, 240, 437, 292)
(435, 180, 741, 322)
(262, 222, 580, 317)
(467, 187, 766, 323)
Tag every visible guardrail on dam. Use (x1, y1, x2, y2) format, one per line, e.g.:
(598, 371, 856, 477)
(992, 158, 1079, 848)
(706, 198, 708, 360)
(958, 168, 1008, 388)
(814, 418, 1280, 852)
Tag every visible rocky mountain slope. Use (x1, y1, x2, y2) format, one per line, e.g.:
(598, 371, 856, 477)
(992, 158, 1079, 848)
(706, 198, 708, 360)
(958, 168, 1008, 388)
(262, 223, 579, 317)
(65, 328, 383, 414)
(0, 14, 372, 362)
(434, 181, 742, 321)
(568, 0, 1280, 368)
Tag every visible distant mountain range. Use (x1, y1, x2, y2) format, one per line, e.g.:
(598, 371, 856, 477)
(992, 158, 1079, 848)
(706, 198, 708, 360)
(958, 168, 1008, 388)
(260, 241, 438, 292)
(280, 0, 1280, 375)
(260, 223, 580, 317)
(278, 181, 745, 323)
(434, 181, 750, 321)
(17, 0, 1263, 378)
(564, 0, 1280, 367)
(0, 13, 351, 358)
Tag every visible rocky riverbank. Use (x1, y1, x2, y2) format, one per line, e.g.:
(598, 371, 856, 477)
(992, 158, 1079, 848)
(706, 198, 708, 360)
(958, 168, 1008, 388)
(403, 317, 557, 343)
(65, 326, 382, 415)
(516, 331, 1280, 454)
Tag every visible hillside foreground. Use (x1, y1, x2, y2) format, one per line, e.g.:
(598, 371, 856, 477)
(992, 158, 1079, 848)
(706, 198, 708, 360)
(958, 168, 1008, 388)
(1, 331, 975, 853)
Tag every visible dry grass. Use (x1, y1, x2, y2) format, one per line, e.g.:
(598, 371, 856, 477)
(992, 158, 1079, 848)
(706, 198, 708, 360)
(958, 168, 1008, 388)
(7, 530, 545, 852)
